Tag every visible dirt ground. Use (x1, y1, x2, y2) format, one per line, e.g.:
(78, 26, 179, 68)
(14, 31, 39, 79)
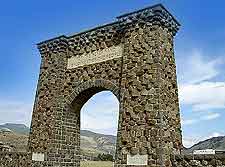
(81, 161, 113, 167)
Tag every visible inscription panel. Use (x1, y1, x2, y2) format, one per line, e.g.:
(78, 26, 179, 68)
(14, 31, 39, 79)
(127, 154, 148, 165)
(193, 149, 215, 155)
(67, 45, 123, 69)
(32, 153, 44, 161)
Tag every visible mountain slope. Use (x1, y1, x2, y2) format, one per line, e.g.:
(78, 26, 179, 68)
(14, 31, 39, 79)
(0, 123, 29, 152)
(0, 123, 30, 135)
(185, 136, 225, 153)
(0, 123, 116, 156)
(2, 123, 224, 157)
(80, 130, 116, 156)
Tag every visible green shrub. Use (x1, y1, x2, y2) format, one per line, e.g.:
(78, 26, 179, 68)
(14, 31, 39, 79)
(97, 153, 113, 161)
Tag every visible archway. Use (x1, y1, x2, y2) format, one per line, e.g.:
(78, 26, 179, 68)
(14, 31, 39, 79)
(29, 4, 182, 167)
(61, 80, 123, 167)
(80, 91, 119, 165)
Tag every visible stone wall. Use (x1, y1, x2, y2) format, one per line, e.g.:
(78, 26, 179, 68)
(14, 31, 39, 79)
(1, 151, 225, 167)
(0, 151, 31, 167)
(171, 154, 225, 167)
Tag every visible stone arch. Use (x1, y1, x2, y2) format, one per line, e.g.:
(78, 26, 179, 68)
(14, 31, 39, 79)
(60, 79, 123, 166)
(64, 79, 123, 110)
(29, 4, 182, 167)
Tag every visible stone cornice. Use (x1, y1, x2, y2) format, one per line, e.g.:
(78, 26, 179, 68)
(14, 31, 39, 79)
(117, 4, 180, 35)
(37, 36, 68, 55)
(37, 4, 180, 55)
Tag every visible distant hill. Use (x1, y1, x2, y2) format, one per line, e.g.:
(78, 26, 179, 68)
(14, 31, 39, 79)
(80, 130, 116, 156)
(0, 123, 30, 135)
(0, 123, 116, 156)
(184, 136, 225, 154)
(0, 124, 29, 152)
(1, 123, 224, 157)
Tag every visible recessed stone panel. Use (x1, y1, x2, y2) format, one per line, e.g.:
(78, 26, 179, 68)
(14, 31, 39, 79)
(67, 45, 123, 69)
(127, 154, 148, 165)
(193, 149, 215, 155)
(32, 153, 44, 161)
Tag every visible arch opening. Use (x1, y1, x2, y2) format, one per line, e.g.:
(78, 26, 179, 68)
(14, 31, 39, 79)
(69, 88, 120, 166)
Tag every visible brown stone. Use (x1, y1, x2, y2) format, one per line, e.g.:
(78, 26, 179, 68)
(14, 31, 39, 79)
(130, 147, 139, 155)
(24, 4, 185, 167)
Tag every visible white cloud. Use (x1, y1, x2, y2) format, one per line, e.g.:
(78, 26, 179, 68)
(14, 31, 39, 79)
(202, 113, 220, 121)
(181, 112, 220, 126)
(177, 49, 225, 114)
(81, 91, 119, 135)
(177, 49, 222, 84)
(183, 132, 224, 148)
(183, 137, 200, 148)
(208, 132, 223, 138)
(182, 118, 198, 125)
(0, 99, 32, 126)
(178, 50, 225, 147)
(179, 82, 225, 111)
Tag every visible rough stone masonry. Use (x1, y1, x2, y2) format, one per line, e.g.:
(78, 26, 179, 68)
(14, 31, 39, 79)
(1, 3, 225, 167)
(29, 4, 182, 166)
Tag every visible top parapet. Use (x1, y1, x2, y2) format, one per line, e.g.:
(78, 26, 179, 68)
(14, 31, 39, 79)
(37, 4, 180, 52)
(117, 4, 180, 26)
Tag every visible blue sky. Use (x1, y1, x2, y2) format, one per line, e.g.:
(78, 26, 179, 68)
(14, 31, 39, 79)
(0, 0, 225, 148)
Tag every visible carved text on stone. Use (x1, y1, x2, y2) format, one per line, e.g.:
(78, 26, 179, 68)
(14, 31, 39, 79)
(67, 45, 123, 69)
(32, 153, 44, 162)
(127, 154, 148, 165)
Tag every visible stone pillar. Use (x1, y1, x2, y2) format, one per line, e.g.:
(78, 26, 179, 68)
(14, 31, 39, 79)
(29, 36, 68, 166)
(114, 5, 182, 167)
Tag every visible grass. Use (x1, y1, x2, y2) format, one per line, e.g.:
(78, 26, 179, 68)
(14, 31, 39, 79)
(81, 161, 113, 167)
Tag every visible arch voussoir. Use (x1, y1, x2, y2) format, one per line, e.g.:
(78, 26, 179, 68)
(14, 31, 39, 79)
(64, 79, 121, 107)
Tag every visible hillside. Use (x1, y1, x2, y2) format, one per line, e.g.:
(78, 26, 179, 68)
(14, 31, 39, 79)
(80, 130, 116, 156)
(0, 123, 116, 156)
(0, 123, 30, 135)
(1, 123, 224, 156)
(184, 136, 225, 154)
(0, 124, 29, 152)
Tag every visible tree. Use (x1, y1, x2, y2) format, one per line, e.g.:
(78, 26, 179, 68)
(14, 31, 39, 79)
(97, 153, 113, 161)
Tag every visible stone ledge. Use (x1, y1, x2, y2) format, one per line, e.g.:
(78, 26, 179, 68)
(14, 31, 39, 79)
(172, 154, 225, 160)
(0, 151, 30, 156)
(37, 4, 180, 55)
